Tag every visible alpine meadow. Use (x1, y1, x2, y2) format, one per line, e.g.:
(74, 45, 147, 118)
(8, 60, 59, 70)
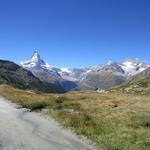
(0, 0, 150, 150)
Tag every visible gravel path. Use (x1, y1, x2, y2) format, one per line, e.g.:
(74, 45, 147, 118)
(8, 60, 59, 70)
(0, 97, 96, 150)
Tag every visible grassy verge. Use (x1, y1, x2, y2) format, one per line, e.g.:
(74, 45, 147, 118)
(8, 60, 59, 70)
(0, 85, 150, 150)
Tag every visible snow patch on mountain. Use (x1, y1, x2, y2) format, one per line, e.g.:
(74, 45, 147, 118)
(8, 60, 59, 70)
(21, 51, 149, 87)
(58, 68, 87, 81)
(120, 59, 149, 77)
(21, 51, 61, 78)
(60, 68, 72, 73)
(21, 51, 53, 70)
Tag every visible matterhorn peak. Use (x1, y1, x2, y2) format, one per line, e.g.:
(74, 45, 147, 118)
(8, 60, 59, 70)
(21, 51, 52, 70)
(106, 60, 113, 65)
(29, 51, 46, 67)
(31, 51, 41, 63)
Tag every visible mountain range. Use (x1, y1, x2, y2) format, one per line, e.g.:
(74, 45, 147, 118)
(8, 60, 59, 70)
(0, 60, 65, 93)
(21, 51, 150, 91)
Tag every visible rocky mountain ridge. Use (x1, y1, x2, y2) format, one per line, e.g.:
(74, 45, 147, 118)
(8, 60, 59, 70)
(21, 51, 149, 90)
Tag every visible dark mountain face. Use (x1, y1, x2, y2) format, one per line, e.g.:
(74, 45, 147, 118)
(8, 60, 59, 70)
(78, 71, 126, 90)
(0, 60, 65, 93)
(32, 69, 77, 91)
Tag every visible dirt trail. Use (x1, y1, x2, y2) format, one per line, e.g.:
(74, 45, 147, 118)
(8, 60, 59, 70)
(0, 97, 95, 150)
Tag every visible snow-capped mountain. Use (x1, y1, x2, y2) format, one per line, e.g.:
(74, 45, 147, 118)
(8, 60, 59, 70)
(21, 52, 77, 91)
(21, 51, 51, 69)
(0, 59, 65, 93)
(87, 60, 149, 77)
(58, 68, 88, 81)
(120, 59, 148, 77)
(21, 51, 61, 79)
(77, 60, 149, 90)
(21, 52, 149, 90)
(91, 61, 125, 75)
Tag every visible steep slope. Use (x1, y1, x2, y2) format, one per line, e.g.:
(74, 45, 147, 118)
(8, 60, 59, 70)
(120, 59, 148, 77)
(117, 77, 150, 94)
(21, 51, 77, 91)
(128, 67, 150, 83)
(78, 62, 126, 90)
(21, 51, 149, 91)
(113, 67, 150, 94)
(77, 60, 149, 90)
(78, 72, 126, 90)
(0, 60, 65, 93)
(58, 68, 88, 81)
(21, 51, 61, 81)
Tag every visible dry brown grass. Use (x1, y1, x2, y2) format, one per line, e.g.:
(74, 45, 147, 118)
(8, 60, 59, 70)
(0, 85, 150, 150)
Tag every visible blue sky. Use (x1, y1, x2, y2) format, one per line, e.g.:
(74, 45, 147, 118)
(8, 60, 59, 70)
(0, 0, 150, 68)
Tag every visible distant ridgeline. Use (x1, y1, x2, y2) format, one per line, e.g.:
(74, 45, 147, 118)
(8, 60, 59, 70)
(0, 52, 149, 93)
(21, 52, 150, 91)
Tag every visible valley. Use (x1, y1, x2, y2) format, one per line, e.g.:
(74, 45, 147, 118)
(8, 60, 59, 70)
(0, 1, 150, 150)
(0, 52, 150, 150)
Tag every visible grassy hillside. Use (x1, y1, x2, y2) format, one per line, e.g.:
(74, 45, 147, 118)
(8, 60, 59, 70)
(113, 67, 150, 94)
(0, 85, 150, 150)
(113, 77, 150, 94)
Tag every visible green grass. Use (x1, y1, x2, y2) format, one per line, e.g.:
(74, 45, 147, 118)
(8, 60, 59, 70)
(112, 77, 150, 94)
(0, 85, 150, 150)
(136, 77, 150, 88)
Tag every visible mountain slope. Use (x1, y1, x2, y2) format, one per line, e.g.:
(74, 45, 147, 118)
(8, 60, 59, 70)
(117, 77, 150, 94)
(0, 60, 65, 93)
(21, 51, 77, 91)
(77, 60, 149, 90)
(128, 67, 150, 83)
(120, 59, 148, 76)
(78, 62, 126, 90)
(21, 52, 149, 91)
(21, 51, 61, 81)
(113, 67, 150, 94)
(58, 68, 88, 81)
